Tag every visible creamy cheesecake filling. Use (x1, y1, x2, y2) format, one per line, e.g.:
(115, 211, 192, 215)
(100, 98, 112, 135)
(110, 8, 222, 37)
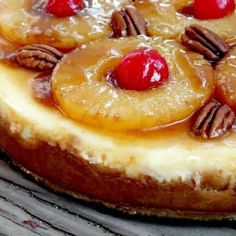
(0, 63, 236, 181)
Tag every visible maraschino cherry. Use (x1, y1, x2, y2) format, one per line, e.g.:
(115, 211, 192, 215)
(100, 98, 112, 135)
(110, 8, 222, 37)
(45, 0, 85, 17)
(112, 48, 169, 91)
(194, 0, 235, 19)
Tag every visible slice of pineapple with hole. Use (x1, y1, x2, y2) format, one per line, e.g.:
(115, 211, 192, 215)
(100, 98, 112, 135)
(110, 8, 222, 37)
(134, 0, 236, 40)
(52, 36, 215, 131)
(0, 0, 130, 49)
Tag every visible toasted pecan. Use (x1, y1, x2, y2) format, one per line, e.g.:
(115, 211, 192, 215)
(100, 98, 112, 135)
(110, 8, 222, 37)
(14, 44, 63, 71)
(192, 100, 235, 139)
(111, 6, 147, 38)
(181, 24, 229, 62)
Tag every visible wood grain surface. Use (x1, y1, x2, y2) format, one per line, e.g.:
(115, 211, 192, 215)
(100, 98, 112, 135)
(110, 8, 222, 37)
(0, 152, 236, 236)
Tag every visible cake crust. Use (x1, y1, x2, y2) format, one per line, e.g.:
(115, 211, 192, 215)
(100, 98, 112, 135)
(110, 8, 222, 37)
(1, 117, 236, 220)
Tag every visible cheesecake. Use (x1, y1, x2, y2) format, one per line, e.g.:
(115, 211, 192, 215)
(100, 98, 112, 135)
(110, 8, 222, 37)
(0, 0, 236, 220)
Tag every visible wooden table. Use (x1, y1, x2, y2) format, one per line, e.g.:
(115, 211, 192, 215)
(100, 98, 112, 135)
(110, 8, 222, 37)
(0, 152, 236, 236)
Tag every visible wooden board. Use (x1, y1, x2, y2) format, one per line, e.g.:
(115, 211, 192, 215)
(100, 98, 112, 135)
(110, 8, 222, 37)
(0, 152, 236, 236)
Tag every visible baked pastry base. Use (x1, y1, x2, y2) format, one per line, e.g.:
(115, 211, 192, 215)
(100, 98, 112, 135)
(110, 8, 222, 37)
(1, 120, 236, 220)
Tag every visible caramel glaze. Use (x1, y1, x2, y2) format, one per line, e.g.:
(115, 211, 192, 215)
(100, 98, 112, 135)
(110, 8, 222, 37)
(31, 71, 55, 107)
(0, 34, 55, 105)
(0, 33, 207, 138)
(33, 66, 194, 140)
(0, 33, 234, 141)
(0, 34, 19, 65)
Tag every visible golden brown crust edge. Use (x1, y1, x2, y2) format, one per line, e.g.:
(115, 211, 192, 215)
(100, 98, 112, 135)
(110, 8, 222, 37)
(1, 119, 236, 220)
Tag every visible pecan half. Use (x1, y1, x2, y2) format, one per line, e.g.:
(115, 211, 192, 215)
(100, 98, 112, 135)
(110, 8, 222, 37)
(181, 24, 229, 62)
(192, 100, 235, 139)
(14, 44, 63, 71)
(111, 6, 147, 38)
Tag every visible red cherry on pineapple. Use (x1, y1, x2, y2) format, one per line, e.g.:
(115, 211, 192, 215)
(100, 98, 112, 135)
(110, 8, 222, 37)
(113, 48, 169, 91)
(45, 0, 85, 17)
(194, 0, 235, 19)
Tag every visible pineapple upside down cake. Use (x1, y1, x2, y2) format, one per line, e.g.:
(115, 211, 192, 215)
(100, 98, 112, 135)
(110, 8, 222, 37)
(1, 0, 236, 220)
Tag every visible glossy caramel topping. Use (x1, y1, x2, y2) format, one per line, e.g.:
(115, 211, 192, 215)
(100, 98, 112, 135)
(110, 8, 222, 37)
(31, 71, 54, 106)
(0, 34, 19, 64)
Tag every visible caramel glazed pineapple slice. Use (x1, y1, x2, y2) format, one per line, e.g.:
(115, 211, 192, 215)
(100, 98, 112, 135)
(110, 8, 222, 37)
(133, 0, 236, 40)
(0, 0, 131, 49)
(52, 36, 214, 131)
(216, 46, 236, 112)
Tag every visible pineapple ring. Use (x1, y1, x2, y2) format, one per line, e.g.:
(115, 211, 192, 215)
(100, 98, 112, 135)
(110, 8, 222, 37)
(52, 36, 214, 131)
(134, 0, 236, 40)
(0, 0, 130, 49)
(216, 46, 236, 111)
